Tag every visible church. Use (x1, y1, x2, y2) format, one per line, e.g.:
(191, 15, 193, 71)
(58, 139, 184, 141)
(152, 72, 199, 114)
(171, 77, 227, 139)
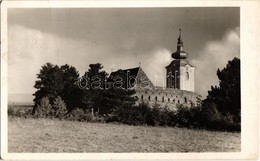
(109, 30, 200, 110)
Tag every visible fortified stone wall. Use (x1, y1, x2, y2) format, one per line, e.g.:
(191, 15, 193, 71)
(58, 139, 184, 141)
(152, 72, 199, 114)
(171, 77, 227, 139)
(134, 87, 200, 110)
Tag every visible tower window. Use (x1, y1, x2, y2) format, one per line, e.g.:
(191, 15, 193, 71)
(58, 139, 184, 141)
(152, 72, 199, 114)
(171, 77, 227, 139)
(141, 95, 143, 100)
(162, 97, 164, 102)
(184, 97, 187, 103)
(155, 96, 157, 101)
(168, 98, 170, 102)
(148, 95, 151, 101)
(186, 72, 189, 80)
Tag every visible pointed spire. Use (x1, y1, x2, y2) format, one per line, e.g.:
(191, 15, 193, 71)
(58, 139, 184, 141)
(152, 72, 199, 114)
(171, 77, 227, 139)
(177, 28, 183, 51)
(172, 29, 188, 59)
(178, 28, 182, 42)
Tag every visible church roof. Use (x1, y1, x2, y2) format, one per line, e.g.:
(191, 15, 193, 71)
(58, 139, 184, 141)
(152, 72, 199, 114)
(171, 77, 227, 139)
(110, 67, 140, 78)
(109, 67, 154, 89)
(108, 67, 141, 89)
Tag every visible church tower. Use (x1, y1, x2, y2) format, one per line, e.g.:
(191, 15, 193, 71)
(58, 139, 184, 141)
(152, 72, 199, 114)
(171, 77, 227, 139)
(166, 29, 195, 92)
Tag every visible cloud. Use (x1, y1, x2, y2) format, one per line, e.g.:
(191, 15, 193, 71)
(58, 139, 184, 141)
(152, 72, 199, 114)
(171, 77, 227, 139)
(191, 27, 240, 98)
(8, 25, 168, 99)
(140, 49, 172, 87)
(8, 24, 240, 103)
(8, 25, 113, 96)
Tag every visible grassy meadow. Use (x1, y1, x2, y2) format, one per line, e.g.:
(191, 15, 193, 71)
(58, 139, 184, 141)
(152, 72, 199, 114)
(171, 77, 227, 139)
(8, 116, 241, 152)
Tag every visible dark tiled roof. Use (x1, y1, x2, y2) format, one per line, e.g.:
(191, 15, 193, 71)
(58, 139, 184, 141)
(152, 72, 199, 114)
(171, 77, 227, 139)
(110, 67, 140, 78)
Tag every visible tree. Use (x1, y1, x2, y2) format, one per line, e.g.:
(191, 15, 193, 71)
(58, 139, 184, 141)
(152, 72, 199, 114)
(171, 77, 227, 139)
(80, 63, 109, 112)
(34, 96, 52, 118)
(52, 96, 67, 119)
(98, 88, 137, 114)
(60, 64, 82, 111)
(33, 63, 81, 113)
(81, 63, 137, 114)
(33, 63, 63, 113)
(205, 57, 240, 122)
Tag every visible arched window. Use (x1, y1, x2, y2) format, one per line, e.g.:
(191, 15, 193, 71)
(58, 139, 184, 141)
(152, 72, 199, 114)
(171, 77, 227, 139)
(148, 95, 151, 101)
(155, 96, 157, 101)
(173, 99, 175, 103)
(177, 100, 180, 104)
(168, 98, 170, 102)
(184, 97, 187, 103)
(141, 95, 143, 100)
(186, 72, 189, 80)
(162, 97, 164, 102)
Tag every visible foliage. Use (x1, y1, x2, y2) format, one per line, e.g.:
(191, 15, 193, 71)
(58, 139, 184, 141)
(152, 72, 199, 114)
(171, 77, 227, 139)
(34, 97, 52, 118)
(205, 57, 240, 122)
(108, 101, 240, 132)
(81, 63, 137, 114)
(60, 64, 82, 112)
(52, 96, 68, 119)
(33, 63, 81, 114)
(8, 106, 33, 118)
(65, 108, 94, 122)
(146, 103, 165, 126)
(32, 62, 137, 120)
(33, 96, 68, 119)
(109, 102, 150, 125)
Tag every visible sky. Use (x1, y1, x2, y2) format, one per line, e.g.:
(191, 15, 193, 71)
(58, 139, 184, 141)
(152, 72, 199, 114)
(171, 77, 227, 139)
(7, 8, 240, 103)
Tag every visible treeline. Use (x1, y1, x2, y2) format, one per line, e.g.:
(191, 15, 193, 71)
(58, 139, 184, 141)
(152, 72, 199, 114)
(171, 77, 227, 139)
(32, 63, 137, 117)
(9, 58, 240, 132)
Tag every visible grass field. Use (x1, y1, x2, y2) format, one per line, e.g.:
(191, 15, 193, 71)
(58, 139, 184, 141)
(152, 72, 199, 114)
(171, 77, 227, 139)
(8, 117, 241, 152)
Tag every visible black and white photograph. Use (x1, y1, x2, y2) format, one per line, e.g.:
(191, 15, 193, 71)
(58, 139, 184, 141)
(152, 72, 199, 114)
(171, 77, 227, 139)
(1, 1, 259, 160)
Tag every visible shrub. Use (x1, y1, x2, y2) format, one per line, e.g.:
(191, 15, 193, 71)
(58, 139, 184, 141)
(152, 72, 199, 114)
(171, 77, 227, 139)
(109, 102, 176, 127)
(146, 103, 163, 126)
(34, 97, 52, 118)
(52, 96, 68, 119)
(65, 108, 94, 122)
(109, 102, 151, 125)
(175, 105, 197, 128)
(8, 105, 34, 118)
(8, 108, 15, 116)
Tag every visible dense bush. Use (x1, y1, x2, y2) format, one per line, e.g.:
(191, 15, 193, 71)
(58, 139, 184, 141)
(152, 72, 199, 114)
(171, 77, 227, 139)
(8, 106, 33, 118)
(33, 96, 68, 119)
(109, 103, 150, 125)
(108, 101, 240, 132)
(65, 108, 94, 122)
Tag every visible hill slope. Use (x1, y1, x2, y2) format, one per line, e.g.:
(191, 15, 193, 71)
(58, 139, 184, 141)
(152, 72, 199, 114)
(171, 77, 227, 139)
(8, 117, 240, 152)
